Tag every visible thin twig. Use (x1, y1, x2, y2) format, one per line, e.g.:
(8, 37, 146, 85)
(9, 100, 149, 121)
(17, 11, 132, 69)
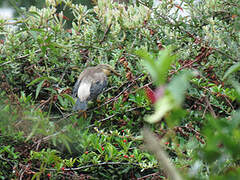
(126, 106, 145, 112)
(87, 106, 145, 129)
(35, 97, 51, 110)
(19, 164, 31, 180)
(137, 172, 161, 180)
(36, 162, 139, 172)
(131, 81, 153, 94)
(99, 24, 112, 44)
(224, 96, 235, 110)
(86, 114, 117, 128)
(0, 156, 14, 167)
(202, 103, 208, 118)
(15, 49, 41, 60)
(54, 102, 64, 117)
(0, 61, 11, 66)
(142, 128, 183, 180)
(103, 86, 118, 93)
(204, 96, 217, 118)
(57, 64, 70, 87)
(186, 94, 231, 115)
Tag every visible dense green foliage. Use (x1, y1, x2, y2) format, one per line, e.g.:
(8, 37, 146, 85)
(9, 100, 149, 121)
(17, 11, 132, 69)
(0, 0, 240, 179)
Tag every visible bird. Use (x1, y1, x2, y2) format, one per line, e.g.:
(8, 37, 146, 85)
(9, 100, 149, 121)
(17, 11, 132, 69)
(72, 64, 119, 111)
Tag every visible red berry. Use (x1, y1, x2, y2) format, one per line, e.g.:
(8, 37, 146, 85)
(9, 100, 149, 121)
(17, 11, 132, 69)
(123, 155, 128, 158)
(85, 151, 88, 154)
(101, 147, 104, 151)
(61, 167, 65, 171)
(130, 155, 134, 158)
(165, 142, 170, 145)
(123, 139, 127, 143)
(47, 173, 51, 177)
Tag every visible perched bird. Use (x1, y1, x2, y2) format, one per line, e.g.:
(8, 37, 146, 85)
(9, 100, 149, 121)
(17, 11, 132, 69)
(72, 64, 119, 111)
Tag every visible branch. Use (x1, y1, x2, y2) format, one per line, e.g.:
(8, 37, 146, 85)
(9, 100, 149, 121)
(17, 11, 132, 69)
(137, 172, 161, 180)
(142, 128, 182, 180)
(15, 49, 41, 60)
(41, 162, 138, 172)
(204, 96, 217, 118)
(86, 114, 117, 128)
(99, 24, 112, 44)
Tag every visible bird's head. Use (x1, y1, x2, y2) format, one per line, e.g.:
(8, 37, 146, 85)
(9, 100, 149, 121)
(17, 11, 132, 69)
(96, 64, 120, 76)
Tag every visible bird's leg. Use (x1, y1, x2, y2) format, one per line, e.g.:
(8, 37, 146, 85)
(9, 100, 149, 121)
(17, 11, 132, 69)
(83, 111, 87, 119)
(77, 110, 87, 119)
(95, 97, 104, 108)
(96, 98, 101, 103)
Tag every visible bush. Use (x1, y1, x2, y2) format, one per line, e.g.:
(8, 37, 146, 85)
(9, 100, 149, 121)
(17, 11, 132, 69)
(0, 0, 239, 179)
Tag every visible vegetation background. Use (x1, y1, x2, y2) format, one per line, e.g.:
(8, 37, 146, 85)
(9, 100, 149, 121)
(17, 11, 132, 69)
(0, 0, 240, 179)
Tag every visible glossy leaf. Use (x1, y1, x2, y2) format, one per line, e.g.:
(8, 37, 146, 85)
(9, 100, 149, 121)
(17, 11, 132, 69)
(35, 80, 45, 99)
(27, 76, 58, 87)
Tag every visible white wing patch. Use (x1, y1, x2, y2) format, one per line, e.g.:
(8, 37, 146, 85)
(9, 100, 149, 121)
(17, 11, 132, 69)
(77, 82, 91, 101)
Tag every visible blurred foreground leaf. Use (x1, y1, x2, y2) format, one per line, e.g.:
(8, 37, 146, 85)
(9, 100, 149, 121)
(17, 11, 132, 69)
(223, 62, 240, 80)
(136, 47, 176, 85)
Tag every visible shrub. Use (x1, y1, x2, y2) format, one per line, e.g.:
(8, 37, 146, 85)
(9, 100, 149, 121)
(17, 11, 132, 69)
(0, 0, 239, 179)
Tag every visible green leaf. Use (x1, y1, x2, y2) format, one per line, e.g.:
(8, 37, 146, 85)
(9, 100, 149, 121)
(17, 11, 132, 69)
(146, 95, 174, 123)
(167, 71, 194, 106)
(156, 47, 176, 84)
(27, 77, 46, 87)
(136, 48, 159, 82)
(231, 80, 240, 101)
(26, 118, 40, 141)
(146, 71, 194, 124)
(136, 47, 176, 85)
(35, 80, 45, 99)
(223, 62, 240, 80)
(58, 95, 64, 106)
(30, 28, 46, 33)
(27, 76, 58, 87)
(60, 134, 72, 154)
(62, 94, 75, 104)
(28, 11, 40, 17)
(31, 172, 41, 180)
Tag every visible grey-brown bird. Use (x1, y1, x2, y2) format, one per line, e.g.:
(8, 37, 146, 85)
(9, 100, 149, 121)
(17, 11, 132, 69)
(72, 64, 119, 111)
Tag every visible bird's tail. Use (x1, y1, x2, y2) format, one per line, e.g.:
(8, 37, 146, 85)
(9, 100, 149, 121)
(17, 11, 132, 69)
(73, 98, 87, 111)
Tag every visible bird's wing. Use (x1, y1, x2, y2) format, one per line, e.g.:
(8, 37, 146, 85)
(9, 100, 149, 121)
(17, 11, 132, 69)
(72, 79, 81, 97)
(72, 67, 92, 97)
(73, 68, 107, 101)
(89, 73, 108, 100)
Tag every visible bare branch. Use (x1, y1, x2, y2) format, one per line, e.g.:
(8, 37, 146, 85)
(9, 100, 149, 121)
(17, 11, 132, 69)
(142, 128, 182, 180)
